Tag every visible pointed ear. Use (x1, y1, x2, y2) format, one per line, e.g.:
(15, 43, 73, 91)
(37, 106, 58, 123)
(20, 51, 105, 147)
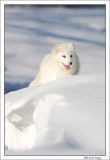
(53, 44, 59, 53)
(70, 42, 74, 48)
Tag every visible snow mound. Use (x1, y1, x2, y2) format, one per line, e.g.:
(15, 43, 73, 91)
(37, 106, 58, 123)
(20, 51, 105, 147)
(5, 74, 105, 155)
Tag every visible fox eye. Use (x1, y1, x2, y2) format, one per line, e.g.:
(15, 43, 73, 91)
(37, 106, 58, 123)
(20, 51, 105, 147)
(70, 55, 73, 58)
(62, 55, 66, 58)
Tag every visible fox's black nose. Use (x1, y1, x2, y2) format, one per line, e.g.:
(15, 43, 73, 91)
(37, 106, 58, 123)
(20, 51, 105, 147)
(70, 62, 72, 65)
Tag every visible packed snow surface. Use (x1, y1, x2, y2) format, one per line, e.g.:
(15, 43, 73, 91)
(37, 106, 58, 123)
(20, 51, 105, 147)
(5, 74, 105, 155)
(5, 5, 105, 155)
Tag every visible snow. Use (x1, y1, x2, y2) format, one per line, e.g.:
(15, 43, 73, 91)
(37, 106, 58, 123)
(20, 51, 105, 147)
(5, 5, 105, 156)
(5, 74, 105, 155)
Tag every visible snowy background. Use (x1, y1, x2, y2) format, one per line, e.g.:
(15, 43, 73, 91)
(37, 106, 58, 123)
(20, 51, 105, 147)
(5, 5, 105, 93)
(5, 5, 105, 156)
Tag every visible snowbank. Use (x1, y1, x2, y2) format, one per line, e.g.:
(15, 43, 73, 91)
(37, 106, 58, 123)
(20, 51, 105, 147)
(5, 74, 105, 155)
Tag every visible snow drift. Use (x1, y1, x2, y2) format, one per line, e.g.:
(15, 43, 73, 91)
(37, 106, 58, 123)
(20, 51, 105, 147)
(5, 74, 105, 155)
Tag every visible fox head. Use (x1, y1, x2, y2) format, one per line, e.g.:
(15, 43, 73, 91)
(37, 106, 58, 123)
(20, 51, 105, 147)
(52, 42, 76, 70)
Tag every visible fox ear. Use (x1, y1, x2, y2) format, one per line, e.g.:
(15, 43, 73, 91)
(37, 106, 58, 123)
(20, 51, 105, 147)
(53, 44, 60, 53)
(70, 42, 74, 48)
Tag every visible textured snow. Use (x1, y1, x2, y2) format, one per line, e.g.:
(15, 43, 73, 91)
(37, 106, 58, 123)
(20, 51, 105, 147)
(5, 5, 105, 156)
(5, 74, 105, 155)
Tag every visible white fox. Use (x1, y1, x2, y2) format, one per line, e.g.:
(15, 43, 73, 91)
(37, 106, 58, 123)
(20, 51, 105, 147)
(29, 42, 79, 87)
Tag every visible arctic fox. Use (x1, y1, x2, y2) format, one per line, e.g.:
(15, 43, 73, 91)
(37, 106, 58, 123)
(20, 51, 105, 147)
(29, 42, 79, 87)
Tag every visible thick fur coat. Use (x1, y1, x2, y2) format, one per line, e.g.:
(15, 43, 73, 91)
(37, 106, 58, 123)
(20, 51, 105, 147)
(29, 42, 79, 87)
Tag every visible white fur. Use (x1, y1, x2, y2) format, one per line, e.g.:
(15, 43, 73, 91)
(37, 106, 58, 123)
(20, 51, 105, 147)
(29, 42, 79, 87)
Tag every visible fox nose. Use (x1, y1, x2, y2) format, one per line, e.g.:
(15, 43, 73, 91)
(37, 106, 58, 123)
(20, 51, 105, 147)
(70, 62, 72, 65)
